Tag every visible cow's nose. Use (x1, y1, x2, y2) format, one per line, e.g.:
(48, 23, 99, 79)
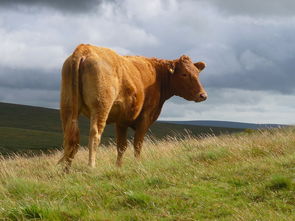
(199, 93, 207, 101)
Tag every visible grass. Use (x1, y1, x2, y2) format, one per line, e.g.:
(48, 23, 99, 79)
(0, 127, 294, 220)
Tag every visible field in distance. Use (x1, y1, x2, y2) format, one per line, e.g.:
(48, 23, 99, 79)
(0, 102, 242, 155)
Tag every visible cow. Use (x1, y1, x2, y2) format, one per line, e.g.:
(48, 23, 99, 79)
(58, 44, 207, 172)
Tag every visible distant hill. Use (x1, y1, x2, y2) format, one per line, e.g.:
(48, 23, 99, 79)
(161, 120, 287, 129)
(0, 102, 243, 155)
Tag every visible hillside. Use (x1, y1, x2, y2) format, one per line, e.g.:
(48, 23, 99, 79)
(0, 102, 242, 155)
(162, 120, 287, 129)
(0, 127, 294, 220)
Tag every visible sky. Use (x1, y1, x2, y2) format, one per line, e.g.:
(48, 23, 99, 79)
(0, 0, 294, 124)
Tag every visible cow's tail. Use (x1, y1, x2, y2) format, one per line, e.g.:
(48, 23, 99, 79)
(58, 55, 84, 167)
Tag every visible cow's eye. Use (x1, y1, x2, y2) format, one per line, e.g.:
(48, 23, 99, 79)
(181, 73, 187, 77)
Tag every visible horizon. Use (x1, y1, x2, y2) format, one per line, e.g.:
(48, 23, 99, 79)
(0, 0, 294, 124)
(1, 101, 292, 125)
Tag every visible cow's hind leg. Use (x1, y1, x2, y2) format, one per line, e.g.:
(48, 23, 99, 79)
(88, 105, 113, 168)
(63, 141, 79, 173)
(116, 125, 128, 167)
(81, 55, 117, 168)
(59, 117, 80, 173)
(88, 113, 104, 168)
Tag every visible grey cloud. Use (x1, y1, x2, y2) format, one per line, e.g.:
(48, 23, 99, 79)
(187, 17, 295, 94)
(0, 86, 59, 108)
(0, 67, 60, 90)
(161, 88, 295, 124)
(203, 58, 295, 94)
(195, 0, 295, 17)
(0, 0, 104, 12)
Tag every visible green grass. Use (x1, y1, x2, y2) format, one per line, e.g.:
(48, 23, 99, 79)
(0, 127, 294, 220)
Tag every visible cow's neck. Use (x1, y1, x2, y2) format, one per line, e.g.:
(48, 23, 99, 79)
(151, 58, 176, 105)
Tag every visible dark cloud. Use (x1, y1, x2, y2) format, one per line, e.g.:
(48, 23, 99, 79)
(0, 86, 59, 108)
(0, 0, 104, 12)
(196, 0, 295, 17)
(202, 56, 295, 94)
(0, 67, 60, 90)
(185, 14, 295, 94)
(4, 0, 294, 17)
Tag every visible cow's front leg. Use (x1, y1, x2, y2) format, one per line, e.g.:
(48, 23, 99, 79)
(133, 118, 150, 159)
(116, 124, 128, 167)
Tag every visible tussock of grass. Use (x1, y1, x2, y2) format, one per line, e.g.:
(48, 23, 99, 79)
(0, 127, 295, 220)
(266, 175, 293, 191)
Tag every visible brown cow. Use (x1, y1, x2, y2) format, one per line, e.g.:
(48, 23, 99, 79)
(59, 44, 207, 171)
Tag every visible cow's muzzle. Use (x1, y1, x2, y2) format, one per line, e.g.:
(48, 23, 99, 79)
(195, 92, 208, 102)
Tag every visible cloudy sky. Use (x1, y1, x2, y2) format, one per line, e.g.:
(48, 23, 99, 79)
(0, 0, 294, 124)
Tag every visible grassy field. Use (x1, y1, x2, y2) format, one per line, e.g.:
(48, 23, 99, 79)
(0, 102, 242, 155)
(0, 127, 294, 220)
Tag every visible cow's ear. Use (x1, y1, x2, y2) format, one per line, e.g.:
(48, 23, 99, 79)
(194, 61, 206, 71)
(168, 63, 175, 74)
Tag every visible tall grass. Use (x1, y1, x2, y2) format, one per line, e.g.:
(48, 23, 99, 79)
(0, 127, 294, 220)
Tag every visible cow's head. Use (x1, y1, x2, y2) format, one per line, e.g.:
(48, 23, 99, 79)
(169, 55, 207, 102)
